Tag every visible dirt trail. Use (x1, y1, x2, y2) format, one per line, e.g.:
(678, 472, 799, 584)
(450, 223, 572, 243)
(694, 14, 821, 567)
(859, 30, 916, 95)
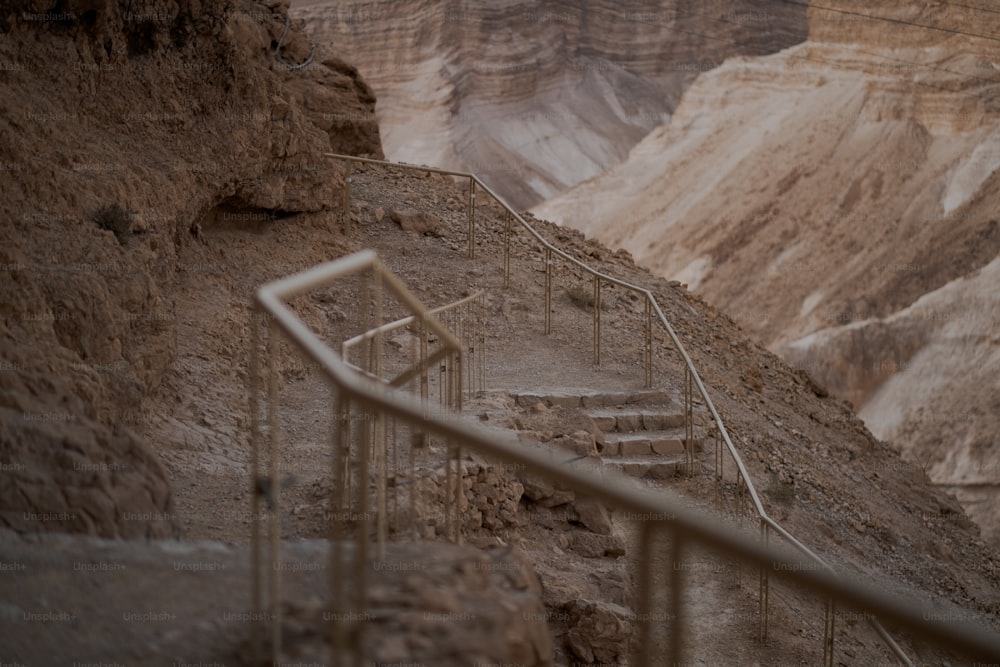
(124, 159, 983, 664)
(5, 157, 991, 664)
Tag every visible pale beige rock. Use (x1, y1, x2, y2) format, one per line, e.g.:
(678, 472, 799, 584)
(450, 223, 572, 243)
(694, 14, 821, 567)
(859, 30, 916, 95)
(571, 497, 612, 536)
(294, 0, 808, 209)
(569, 532, 626, 559)
(390, 208, 441, 235)
(564, 598, 634, 665)
(620, 439, 652, 457)
(530, 1, 1000, 546)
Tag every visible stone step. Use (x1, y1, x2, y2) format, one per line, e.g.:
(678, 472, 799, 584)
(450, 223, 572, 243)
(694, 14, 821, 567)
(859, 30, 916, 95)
(510, 388, 674, 410)
(601, 457, 683, 481)
(587, 408, 686, 433)
(601, 431, 704, 458)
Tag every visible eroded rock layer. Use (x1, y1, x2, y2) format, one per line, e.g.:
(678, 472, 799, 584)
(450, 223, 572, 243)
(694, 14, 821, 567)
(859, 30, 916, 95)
(0, 0, 381, 537)
(532, 2, 1000, 543)
(293, 0, 808, 208)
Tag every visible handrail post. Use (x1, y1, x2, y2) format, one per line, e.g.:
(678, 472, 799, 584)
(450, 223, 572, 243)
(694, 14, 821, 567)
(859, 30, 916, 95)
(824, 597, 836, 667)
(249, 307, 262, 664)
(670, 530, 686, 667)
(713, 432, 722, 509)
(760, 519, 770, 641)
(375, 410, 387, 561)
(445, 437, 455, 541)
(544, 248, 553, 335)
(356, 388, 371, 659)
(373, 267, 383, 380)
(467, 177, 476, 258)
(636, 523, 655, 667)
(455, 347, 464, 412)
(266, 317, 282, 659)
(454, 440, 463, 545)
(503, 211, 511, 288)
(477, 293, 486, 394)
(464, 301, 472, 402)
(330, 393, 349, 667)
(342, 161, 353, 228)
(419, 315, 429, 415)
(738, 471, 746, 524)
(684, 367, 694, 477)
(593, 275, 601, 366)
(644, 298, 653, 387)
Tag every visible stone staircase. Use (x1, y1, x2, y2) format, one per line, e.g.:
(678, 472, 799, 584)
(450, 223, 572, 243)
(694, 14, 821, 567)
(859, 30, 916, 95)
(508, 388, 706, 483)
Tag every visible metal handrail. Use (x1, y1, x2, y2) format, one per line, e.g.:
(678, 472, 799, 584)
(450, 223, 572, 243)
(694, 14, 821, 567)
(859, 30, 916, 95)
(324, 152, 914, 663)
(341, 288, 486, 403)
(341, 289, 484, 357)
(251, 249, 1000, 664)
(248, 250, 467, 660)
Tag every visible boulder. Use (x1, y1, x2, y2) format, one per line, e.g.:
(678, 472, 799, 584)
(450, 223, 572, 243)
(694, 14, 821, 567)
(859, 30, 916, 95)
(521, 473, 575, 508)
(563, 598, 634, 665)
(568, 532, 626, 559)
(390, 208, 441, 235)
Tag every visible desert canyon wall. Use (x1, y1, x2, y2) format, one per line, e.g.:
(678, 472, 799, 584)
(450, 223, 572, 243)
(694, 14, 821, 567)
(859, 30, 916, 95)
(534, 2, 1000, 543)
(0, 0, 381, 537)
(293, 0, 808, 209)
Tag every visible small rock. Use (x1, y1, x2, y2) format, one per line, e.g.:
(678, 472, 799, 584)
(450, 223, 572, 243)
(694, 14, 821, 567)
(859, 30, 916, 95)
(647, 462, 678, 480)
(570, 430, 598, 457)
(572, 497, 613, 535)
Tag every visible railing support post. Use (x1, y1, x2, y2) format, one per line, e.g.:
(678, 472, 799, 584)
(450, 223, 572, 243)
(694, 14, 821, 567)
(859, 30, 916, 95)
(266, 317, 283, 659)
(372, 267, 383, 378)
(644, 298, 653, 388)
(684, 366, 694, 477)
(375, 411, 387, 561)
(356, 391, 371, 654)
(544, 248, 552, 335)
(455, 348, 463, 412)
(454, 440, 463, 545)
(503, 211, 511, 288)
(467, 177, 476, 259)
(249, 307, 262, 664)
(760, 519, 770, 641)
(419, 315, 429, 408)
(342, 162, 353, 228)
(737, 471, 746, 524)
(477, 293, 486, 394)
(670, 531, 686, 667)
(824, 597, 836, 667)
(330, 393, 350, 667)
(636, 523, 655, 667)
(593, 275, 601, 366)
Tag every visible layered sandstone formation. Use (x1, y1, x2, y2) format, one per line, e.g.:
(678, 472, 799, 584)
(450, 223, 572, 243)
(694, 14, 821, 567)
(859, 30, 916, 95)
(292, 0, 808, 209)
(533, 2, 1000, 542)
(0, 0, 381, 537)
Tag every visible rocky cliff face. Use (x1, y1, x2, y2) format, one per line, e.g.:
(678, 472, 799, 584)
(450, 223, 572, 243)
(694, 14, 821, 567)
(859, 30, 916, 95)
(292, 0, 808, 209)
(0, 0, 381, 537)
(533, 2, 1000, 543)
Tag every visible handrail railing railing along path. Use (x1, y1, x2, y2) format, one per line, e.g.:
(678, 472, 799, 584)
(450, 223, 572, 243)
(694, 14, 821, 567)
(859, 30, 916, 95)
(243, 152, 1000, 666)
